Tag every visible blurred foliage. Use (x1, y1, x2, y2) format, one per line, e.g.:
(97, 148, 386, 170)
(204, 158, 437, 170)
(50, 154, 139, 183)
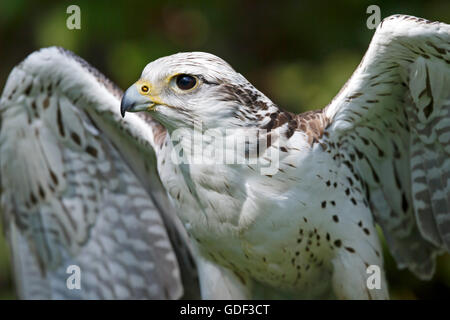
(0, 0, 449, 299)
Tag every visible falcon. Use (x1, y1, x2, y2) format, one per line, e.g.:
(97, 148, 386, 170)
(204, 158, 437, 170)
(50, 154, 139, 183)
(1, 15, 449, 299)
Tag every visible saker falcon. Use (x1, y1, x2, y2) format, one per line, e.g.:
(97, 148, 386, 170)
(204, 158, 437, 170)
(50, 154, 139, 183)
(1, 15, 449, 299)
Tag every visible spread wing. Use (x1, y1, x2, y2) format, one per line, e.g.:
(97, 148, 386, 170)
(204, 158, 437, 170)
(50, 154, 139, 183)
(325, 15, 450, 279)
(0, 47, 199, 299)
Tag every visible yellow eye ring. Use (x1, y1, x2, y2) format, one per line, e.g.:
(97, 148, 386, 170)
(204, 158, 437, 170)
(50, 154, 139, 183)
(141, 85, 149, 93)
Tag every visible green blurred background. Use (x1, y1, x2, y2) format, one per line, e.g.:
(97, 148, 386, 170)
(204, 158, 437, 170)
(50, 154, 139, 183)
(0, 0, 449, 299)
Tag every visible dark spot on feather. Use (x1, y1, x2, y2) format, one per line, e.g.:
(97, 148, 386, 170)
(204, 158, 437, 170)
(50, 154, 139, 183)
(30, 192, 37, 205)
(347, 177, 353, 186)
(56, 102, 65, 136)
(49, 170, 58, 185)
(354, 148, 364, 159)
(24, 84, 32, 95)
(71, 132, 81, 145)
(365, 157, 380, 183)
(38, 185, 45, 199)
(43, 97, 50, 109)
(360, 136, 370, 145)
(423, 66, 434, 118)
(85, 146, 98, 158)
(402, 193, 409, 212)
(393, 165, 402, 189)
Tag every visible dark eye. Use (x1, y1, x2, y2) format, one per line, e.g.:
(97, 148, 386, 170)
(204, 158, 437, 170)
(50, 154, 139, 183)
(176, 74, 197, 90)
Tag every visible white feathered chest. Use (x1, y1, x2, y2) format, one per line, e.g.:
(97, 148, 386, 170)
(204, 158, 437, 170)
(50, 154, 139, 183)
(157, 127, 382, 297)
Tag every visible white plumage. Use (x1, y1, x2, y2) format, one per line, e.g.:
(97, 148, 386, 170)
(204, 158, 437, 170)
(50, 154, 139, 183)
(1, 15, 449, 299)
(0, 47, 199, 299)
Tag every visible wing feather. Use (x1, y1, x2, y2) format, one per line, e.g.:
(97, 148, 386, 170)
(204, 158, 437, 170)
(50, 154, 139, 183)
(0, 47, 199, 299)
(325, 15, 450, 279)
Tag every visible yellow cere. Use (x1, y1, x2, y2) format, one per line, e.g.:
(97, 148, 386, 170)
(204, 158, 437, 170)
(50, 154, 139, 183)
(136, 79, 155, 95)
(135, 79, 165, 109)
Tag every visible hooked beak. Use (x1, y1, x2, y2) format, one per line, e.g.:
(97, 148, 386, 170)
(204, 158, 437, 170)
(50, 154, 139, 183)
(120, 84, 156, 118)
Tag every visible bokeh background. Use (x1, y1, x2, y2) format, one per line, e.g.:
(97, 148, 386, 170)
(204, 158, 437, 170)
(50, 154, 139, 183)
(0, 0, 449, 299)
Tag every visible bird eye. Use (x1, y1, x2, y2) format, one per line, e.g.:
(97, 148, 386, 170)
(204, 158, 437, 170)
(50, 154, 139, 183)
(176, 74, 197, 90)
(141, 85, 149, 93)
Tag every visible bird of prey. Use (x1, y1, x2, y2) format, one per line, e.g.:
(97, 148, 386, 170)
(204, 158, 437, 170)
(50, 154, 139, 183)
(1, 15, 449, 299)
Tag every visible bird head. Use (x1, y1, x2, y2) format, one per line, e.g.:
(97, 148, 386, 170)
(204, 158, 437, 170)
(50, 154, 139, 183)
(120, 52, 277, 131)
